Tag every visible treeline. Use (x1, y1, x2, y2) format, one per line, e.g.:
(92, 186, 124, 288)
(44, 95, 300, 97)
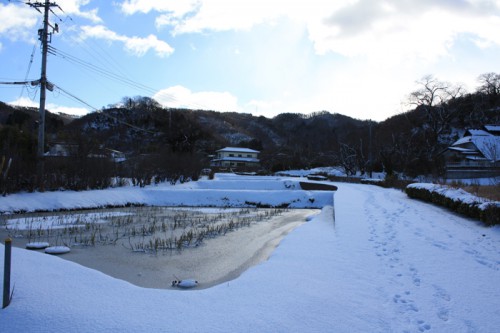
(0, 73, 499, 194)
(0, 100, 209, 193)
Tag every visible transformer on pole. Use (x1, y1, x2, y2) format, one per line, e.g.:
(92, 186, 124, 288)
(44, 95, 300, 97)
(27, 1, 60, 188)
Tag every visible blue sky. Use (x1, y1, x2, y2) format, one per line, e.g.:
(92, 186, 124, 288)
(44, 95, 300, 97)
(1, 0, 499, 121)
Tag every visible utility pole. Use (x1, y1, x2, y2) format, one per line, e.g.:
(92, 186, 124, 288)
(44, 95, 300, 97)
(28, 0, 59, 189)
(368, 120, 373, 178)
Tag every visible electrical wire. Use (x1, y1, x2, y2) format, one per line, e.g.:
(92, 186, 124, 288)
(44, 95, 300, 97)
(56, 12, 133, 82)
(50, 44, 211, 110)
(47, 12, 211, 111)
(18, 43, 39, 102)
(48, 45, 196, 108)
(45, 9, 177, 106)
(6, 1, 218, 114)
(0, 81, 32, 85)
(2, 2, 165, 143)
(48, 45, 160, 96)
(52, 82, 160, 135)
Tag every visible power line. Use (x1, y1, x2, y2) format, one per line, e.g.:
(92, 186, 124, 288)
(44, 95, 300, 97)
(43, 21, 211, 110)
(0, 81, 32, 85)
(17, 43, 39, 103)
(9, 1, 220, 115)
(53, 82, 160, 135)
(40, 9, 177, 108)
(50, 11, 133, 83)
(47, 45, 190, 108)
(48, 45, 159, 96)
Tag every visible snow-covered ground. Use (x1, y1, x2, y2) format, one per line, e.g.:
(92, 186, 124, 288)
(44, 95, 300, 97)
(1, 174, 500, 332)
(0, 174, 333, 213)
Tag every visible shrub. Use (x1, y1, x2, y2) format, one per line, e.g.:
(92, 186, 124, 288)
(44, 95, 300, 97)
(405, 183, 499, 226)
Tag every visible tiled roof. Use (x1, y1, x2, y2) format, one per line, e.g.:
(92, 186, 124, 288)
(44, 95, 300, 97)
(216, 147, 260, 153)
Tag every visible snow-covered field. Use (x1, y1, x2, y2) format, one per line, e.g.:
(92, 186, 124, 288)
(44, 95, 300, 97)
(1, 174, 499, 332)
(0, 174, 333, 213)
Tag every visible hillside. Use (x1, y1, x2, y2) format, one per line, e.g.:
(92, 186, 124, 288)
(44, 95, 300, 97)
(0, 86, 499, 193)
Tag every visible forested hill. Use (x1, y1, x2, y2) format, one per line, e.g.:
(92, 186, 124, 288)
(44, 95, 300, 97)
(1, 75, 499, 193)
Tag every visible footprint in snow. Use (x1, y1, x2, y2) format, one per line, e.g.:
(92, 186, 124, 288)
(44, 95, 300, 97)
(409, 266, 421, 286)
(437, 309, 449, 322)
(433, 285, 451, 302)
(393, 294, 419, 313)
(417, 320, 431, 331)
(432, 285, 451, 322)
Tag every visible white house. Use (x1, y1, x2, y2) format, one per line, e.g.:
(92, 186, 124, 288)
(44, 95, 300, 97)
(443, 126, 500, 178)
(210, 147, 260, 170)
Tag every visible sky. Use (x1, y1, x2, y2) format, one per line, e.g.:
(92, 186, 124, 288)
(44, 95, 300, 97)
(1, 0, 499, 121)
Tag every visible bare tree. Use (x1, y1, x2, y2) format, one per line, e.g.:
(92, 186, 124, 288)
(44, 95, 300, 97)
(408, 75, 466, 156)
(409, 75, 451, 108)
(338, 142, 358, 176)
(477, 72, 500, 96)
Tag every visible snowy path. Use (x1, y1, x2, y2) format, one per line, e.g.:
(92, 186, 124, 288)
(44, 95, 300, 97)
(333, 184, 500, 332)
(1, 182, 499, 332)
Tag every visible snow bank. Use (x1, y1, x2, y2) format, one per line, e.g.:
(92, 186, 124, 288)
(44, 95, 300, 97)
(0, 174, 335, 213)
(275, 167, 345, 177)
(406, 183, 500, 225)
(407, 183, 499, 209)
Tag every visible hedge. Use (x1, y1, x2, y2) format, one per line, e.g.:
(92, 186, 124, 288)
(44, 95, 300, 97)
(405, 183, 500, 226)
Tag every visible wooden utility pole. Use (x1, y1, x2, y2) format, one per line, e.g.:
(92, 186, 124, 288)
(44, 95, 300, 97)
(3, 238, 12, 309)
(28, 1, 59, 189)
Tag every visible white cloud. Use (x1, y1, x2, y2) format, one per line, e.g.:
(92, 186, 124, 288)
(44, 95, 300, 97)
(120, 0, 197, 17)
(153, 85, 240, 112)
(243, 99, 289, 118)
(154, 0, 309, 34)
(315, 1, 500, 63)
(0, 1, 101, 47)
(120, 0, 500, 65)
(80, 25, 174, 57)
(9, 97, 38, 109)
(47, 104, 90, 116)
(0, 3, 38, 43)
(124, 34, 174, 57)
(58, 0, 102, 23)
(9, 97, 90, 116)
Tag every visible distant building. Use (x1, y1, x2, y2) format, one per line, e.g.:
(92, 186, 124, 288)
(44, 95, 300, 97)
(46, 142, 125, 163)
(443, 125, 500, 179)
(210, 147, 260, 170)
(46, 142, 79, 157)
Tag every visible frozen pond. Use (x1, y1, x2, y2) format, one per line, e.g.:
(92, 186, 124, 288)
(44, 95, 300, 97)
(3, 207, 287, 251)
(1, 207, 318, 289)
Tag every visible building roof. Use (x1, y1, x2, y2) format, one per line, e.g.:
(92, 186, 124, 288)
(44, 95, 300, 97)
(466, 129, 491, 136)
(451, 131, 500, 162)
(448, 146, 477, 154)
(472, 135, 500, 162)
(212, 157, 260, 163)
(452, 136, 472, 146)
(484, 125, 500, 133)
(216, 147, 260, 154)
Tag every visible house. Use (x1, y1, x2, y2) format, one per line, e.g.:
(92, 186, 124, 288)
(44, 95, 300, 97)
(210, 147, 260, 170)
(46, 142, 126, 163)
(46, 142, 79, 157)
(443, 125, 500, 179)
